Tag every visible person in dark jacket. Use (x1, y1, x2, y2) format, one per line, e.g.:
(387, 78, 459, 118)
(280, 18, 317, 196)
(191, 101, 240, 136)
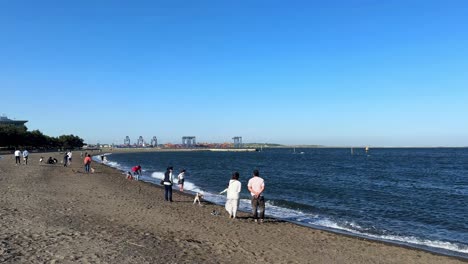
(163, 166, 174, 202)
(63, 153, 69, 167)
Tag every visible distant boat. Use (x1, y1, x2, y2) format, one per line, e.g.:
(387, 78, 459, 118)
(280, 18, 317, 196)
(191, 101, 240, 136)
(365, 146, 369, 153)
(293, 148, 305, 155)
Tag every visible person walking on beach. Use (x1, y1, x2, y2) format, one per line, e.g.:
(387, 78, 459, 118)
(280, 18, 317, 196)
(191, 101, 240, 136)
(163, 166, 174, 202)
(247, 169, 265, 223)
(177, 169, 186, 192)
(22, 149, 29, 165)
(14, 149, 21, 165)
(63, 152, 69, 167)
(84, 154, 92, 173)
(67, 151, 72, 164)
(219, 171, 242, 219)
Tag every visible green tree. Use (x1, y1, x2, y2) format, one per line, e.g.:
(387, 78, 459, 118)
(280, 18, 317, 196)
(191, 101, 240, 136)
(0, 125, 27, 148)
(58, 134, 84, 149)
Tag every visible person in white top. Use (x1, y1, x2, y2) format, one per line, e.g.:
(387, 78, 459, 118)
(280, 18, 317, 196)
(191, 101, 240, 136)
(22, 150, 29, 165)
(220, 172, 242, 219)
(14, 149, 21, 165)
(67, 151, 72, 165)
(247, 169, 265, 223)
(177, 169, 187, 192)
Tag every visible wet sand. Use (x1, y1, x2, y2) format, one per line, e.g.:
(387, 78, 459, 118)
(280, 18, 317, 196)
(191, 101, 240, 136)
(0, 152, 465, 263)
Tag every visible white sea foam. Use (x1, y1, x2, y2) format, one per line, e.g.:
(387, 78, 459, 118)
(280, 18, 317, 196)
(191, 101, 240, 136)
(203, 192, 468, 256)
(100, 154, 468, 257)
(310, 219, 468, 255)
(150, 172, 165, 180)
(148, 172, 204, 194)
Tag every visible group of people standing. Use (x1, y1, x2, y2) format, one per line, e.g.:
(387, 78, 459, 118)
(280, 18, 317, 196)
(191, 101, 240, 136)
(14, 149, 29, 165)
(220, 169, 265, 222)
(13, 149, 73, 167)
(12, 149, 266, 221)
(161, 166, 265, 222)
(161, 167, 187, 202)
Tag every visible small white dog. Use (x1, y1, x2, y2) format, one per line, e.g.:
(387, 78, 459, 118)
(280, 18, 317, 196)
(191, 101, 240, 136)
(193, 193, 204, 205)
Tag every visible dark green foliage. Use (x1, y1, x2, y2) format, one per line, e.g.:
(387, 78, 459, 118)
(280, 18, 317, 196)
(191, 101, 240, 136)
(0, 125, 84, 149)
(57, 134, 84, 149)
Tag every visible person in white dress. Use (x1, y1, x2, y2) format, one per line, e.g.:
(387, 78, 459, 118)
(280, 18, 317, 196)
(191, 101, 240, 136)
(220, 172, 242, 219)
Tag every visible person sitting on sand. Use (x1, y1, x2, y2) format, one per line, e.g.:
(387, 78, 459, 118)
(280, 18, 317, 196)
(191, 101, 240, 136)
(219, 171, 242, 219)
(177, 169, 186, 192)
(47, 157, 55, 164)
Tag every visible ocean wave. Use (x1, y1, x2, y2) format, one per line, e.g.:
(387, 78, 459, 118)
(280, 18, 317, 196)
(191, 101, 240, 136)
(99, 153, 468, 257)
(201, 192, 468, 256)
(310, 219, 468, 255)
(92, 154, 126, 171)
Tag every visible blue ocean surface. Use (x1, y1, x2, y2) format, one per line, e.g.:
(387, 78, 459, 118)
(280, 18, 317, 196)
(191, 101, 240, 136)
(94, 148, 468, 258)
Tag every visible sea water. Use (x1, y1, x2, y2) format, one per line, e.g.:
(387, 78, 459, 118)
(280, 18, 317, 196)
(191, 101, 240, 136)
(93, 148, 468, 258)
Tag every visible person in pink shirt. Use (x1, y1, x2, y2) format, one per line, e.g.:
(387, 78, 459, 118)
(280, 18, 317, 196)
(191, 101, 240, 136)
(247, 169, 265, 223)
(83, 155, 92, 173)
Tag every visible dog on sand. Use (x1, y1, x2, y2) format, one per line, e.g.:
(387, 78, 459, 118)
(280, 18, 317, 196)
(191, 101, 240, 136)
(193, 193, 204, 205)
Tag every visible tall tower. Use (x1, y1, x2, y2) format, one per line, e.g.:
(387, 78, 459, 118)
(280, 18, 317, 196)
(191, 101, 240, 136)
(182, 136, 196, 148)
(137, 136, 144, 146)
(233, 137, 243, 148)
(150, 136, 158, 147)
(124, 136, 130, 146)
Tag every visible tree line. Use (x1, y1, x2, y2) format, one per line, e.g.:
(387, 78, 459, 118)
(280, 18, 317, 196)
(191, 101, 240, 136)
(0, 125, 84, 150)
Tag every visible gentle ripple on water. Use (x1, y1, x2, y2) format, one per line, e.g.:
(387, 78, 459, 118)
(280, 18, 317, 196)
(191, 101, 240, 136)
(97, 148, 468, 258)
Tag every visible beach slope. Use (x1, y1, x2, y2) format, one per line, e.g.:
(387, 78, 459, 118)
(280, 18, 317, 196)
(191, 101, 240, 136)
(0, 152, 464, 263)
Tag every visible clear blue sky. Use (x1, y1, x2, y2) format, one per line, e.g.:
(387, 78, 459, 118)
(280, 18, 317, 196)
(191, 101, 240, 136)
(1, 1, 467, 147)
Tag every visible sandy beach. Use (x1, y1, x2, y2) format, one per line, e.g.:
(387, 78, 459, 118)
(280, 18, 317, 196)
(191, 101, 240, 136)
(0, 151, 465, 263)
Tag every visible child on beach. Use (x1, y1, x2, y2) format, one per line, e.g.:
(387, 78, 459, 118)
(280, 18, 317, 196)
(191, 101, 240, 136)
(177, 169, 186, 192)
(219, 172, 242, 219)
(126, 171, 133, 180)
